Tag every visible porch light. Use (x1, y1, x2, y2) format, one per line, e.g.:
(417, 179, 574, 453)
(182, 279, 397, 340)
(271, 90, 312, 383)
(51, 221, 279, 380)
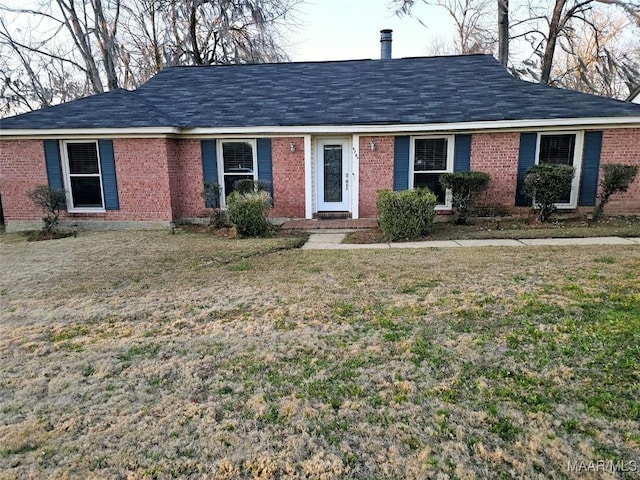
(369, 140, 376, 151)
(290, 142, 296, 152)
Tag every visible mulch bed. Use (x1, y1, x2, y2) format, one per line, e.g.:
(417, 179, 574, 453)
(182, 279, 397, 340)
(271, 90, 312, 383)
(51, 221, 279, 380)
(346, 216, 640, 243)
(26, 231, 74, 241)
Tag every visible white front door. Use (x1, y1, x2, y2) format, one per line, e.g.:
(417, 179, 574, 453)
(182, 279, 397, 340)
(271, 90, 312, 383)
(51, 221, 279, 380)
(316, 138, 350, 212)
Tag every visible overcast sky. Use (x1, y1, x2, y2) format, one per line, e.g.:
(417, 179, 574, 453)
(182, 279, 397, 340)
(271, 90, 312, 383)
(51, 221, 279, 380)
(0, 0, 459, 62)
(289, 0, 452, 61)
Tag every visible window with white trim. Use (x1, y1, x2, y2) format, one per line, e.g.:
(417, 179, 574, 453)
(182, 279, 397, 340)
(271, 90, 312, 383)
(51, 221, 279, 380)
(61, 141, 105, 211)
(219, 140, 257, 202)
(536, 132, 583, 207)
(410, 136, 454, 208)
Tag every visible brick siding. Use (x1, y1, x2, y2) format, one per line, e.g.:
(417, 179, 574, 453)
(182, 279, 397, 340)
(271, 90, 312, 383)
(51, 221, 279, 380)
(599, 128, 640, 215)
(0, 140, 48, 219)
(359, 136, 394, 218)
(0, 138, 173, 224)
(167, 139, 208, 219)
(77, 138, 173, 222)
(470, 132, 521, 215)
(271, 137, 305, 218)
(1, 128, 638, 228)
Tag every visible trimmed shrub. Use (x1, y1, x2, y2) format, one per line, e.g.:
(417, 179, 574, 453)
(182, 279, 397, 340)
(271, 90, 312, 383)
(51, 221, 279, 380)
(376, 188, 437, 241)
(27, 185, 66, 234)
(226, 190, 273, 237)
(439, 171, 490, 225)
(593, 164, 638, 219)
(523, 164, 574, 222)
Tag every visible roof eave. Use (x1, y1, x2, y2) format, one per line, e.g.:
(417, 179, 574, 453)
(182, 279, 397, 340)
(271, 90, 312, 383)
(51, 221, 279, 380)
(0, 126, 180, 138)
(175, 116, 640, 135)
(1, 116, 639, 138)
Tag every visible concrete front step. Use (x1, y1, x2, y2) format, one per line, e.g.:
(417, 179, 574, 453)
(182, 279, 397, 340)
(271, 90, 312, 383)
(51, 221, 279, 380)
(281, 218, 378, 230)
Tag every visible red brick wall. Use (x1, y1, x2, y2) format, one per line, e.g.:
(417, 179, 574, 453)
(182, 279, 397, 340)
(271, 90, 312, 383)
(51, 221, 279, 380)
(0, 138, 173, 224)
(167, 139, 208, 219)
(470, 132, 521, 215)
(0, 140, 48, 219)
(69, 138, 173, 221)
(599, 128, 640, 215)
(359, 136, 394, 218)
(2, 129, 638, 227)
(271, 137, 305, 218)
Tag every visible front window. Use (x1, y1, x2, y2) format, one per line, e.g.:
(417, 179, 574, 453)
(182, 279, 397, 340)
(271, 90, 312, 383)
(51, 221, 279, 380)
(539, 134, 575, 166)
(220, 141, 256, 200)
(62, 141, 104, 211)
(536, 132, 582, 207)
(411, 136, 453, 207)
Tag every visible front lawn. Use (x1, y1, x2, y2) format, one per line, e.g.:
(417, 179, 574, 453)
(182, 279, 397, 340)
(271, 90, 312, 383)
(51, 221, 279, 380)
(1, 230, 638, 479)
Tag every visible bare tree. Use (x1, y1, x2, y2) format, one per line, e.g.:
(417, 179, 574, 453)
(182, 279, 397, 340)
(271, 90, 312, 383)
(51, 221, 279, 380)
(0, 0, 300, 116)
(516, 0, 640, 85)
(393, 0, 639, 98)
(394, 0, 496, 55)
(166, 0, 293, 66)
(551, 10, 639, 97)
(0, 0, 121, 113)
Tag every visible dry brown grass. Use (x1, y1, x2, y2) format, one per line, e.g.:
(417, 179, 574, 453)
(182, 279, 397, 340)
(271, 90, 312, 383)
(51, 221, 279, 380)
(1, 230, 639, 479)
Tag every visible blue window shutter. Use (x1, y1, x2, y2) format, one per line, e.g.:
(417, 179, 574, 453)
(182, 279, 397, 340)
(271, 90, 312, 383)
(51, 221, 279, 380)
(43, 140, 63, 190)
(394, 136, 410, 191)
(257, 138, 273, 197)
(578, 131, 602, 206)
(201, 140, 219, 208)
(201, 139, 218, 185)
(454, 134, 472, 172)
(98, 140, 119, 210)
(515, 133, 537, 206)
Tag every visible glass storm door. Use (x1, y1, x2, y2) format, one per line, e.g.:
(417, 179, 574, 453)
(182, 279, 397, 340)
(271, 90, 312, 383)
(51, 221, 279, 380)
(317, 139, 350, 211)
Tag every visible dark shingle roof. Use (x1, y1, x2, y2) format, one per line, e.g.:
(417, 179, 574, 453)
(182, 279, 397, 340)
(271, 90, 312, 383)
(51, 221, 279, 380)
(2, 55, 640, 130)
(0, 89, 178, 129)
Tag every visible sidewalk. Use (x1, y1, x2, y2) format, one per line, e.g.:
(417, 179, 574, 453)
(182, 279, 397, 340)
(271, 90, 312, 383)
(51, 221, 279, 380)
(301, 232, 640, 250)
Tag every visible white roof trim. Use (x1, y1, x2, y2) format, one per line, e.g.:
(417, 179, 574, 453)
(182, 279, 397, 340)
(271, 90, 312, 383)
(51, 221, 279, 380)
(0, 127, 180, 138)
(1, 116, 639, 138)
(185, 117, 640, 134)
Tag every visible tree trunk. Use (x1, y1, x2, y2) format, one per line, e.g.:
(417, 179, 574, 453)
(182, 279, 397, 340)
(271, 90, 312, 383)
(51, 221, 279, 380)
(541, 0, 567, 84)
(498, 0, 509, 67)
(55, 0, 105, 93)
(92, 0, 121, 90)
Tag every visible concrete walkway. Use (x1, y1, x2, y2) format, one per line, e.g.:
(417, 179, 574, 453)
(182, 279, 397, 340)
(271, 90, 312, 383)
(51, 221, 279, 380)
(302, 233, 640, 250)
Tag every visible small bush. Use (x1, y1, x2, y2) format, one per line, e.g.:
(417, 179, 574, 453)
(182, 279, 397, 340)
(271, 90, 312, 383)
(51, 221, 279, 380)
(226, 190, 273, 237)
(376, 189, 437, 241)
(209, 208, 230, 229)
(523, 164, 574, 222)
(439, 171, 490, 225)
(27, 185, 66, 234)
(202, 183, 230, 228)
(593, 164, 638, 219)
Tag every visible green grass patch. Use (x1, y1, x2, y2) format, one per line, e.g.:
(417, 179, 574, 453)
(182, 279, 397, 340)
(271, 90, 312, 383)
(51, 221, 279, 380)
(227, 261, 254, 271)
(117, 343, 161, 362)
(47, 323, 89, 342)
